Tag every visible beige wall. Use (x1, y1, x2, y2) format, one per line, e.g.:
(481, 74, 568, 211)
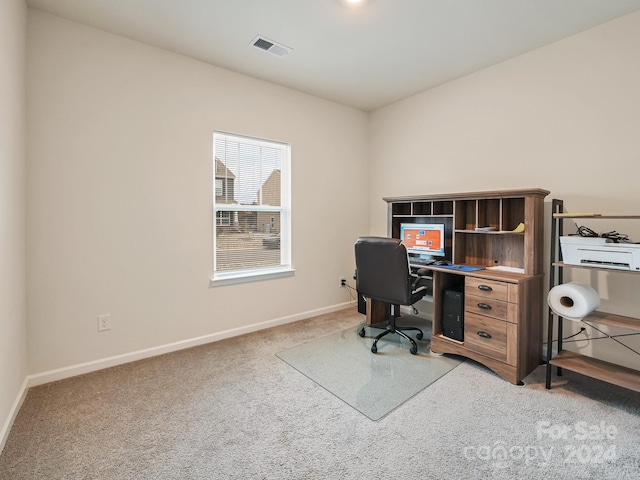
(0, 0, 27, 448)
(370, 12, 640, 368)
(26, 11, 369, 374)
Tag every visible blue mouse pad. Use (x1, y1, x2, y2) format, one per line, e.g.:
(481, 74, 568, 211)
(435, 264, 485, 272)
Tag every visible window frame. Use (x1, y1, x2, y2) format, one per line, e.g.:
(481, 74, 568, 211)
(210, 131, 294, 287)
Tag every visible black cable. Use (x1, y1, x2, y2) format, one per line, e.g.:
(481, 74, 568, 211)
(342, 282, 359, 307)
(574, 223, 631, 243)
(551, 327, 586, 343)
(343, 283, 357, 294)
(574, 224, 597, 237)
(563, 327, 586, 340)
(601, 231, 630, 243)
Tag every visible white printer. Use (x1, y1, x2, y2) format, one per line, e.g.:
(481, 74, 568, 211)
(560, 236, 640, 271)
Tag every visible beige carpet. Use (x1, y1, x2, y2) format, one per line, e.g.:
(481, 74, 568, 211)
(1, 307, 639, 479)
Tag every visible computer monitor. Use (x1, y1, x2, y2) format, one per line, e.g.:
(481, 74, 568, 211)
(400, 223, 445, 260)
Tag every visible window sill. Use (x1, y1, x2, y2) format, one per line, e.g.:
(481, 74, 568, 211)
(209, 267, 295, 287)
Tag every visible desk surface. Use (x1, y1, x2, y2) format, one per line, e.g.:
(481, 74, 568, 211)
(411, 264, 542, 283)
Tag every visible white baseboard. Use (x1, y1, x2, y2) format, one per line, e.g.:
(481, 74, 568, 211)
(27, 302, 353, 388)
(0, 377, 29, 455)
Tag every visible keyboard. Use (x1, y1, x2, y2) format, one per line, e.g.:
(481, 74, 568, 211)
(409, 258, 433, 266)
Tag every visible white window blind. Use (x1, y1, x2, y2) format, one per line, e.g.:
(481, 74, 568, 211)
(212, 132, 291, 284)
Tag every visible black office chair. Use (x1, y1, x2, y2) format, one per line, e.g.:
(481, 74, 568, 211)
(354, 236, 427, 355)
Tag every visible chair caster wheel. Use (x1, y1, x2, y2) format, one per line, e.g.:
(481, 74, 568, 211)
(359, 328, 365, 337)
(416, 332, 423, 340)
(410, 345, 418, 355)
(371, 345, 377, 354)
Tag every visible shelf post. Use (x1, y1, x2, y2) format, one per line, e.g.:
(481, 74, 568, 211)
(546, 199, 564, 389)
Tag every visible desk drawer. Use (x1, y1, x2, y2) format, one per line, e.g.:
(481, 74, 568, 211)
(464, 313, 508, 362)
(466, 278, 509, 302)
(465, 293, 512, 322)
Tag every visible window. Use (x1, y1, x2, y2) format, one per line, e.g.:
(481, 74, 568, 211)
(216, 211, 231, 227)
(211, 132, 292, 286)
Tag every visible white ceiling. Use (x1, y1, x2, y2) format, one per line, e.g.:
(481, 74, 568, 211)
(26, 0, 640, 111)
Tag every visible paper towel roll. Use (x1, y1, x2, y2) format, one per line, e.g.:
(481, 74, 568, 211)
(547, 282, 600, 321)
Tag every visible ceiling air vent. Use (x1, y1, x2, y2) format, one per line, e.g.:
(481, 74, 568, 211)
(250, 36, 292, 57)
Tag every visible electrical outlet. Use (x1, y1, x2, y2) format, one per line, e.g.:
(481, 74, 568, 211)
(339, 277, 347, 287)
(98, 314, 111, 332)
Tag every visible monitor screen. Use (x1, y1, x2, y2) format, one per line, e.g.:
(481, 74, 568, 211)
(400, 223, 445, 258)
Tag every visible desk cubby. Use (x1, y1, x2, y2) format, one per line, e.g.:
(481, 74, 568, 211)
(390, 200, 453, 218)
(454, 197, 525, 232)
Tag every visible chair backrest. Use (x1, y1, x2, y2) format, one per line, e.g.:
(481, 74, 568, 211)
(354, 236, 413, 305)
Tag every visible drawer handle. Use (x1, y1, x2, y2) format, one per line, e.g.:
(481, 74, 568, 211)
(477, 331, 492, 339)
(477, 303, 492, 310)
(478, 284, 493, 292)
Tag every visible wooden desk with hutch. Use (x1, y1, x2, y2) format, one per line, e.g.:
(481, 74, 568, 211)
(367, 188, 549, 385)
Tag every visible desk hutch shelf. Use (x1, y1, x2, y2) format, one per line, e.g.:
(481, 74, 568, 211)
(545, 199, 640, 393)
(383, 188, 549, 385)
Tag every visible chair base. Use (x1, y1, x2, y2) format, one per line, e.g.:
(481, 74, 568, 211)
(359, 321, 424, 355)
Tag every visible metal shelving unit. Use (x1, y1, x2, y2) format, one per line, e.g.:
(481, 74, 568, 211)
(545, 199, 640, 392)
